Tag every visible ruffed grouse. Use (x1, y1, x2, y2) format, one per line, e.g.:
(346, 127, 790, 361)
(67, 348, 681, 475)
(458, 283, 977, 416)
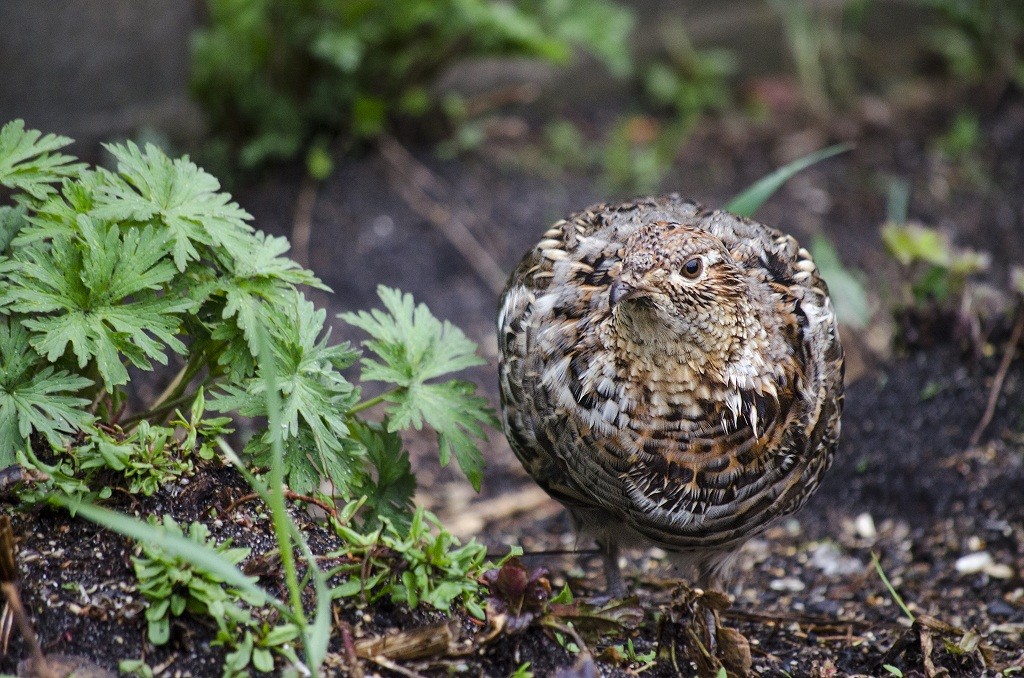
(497, 195, 844, 594)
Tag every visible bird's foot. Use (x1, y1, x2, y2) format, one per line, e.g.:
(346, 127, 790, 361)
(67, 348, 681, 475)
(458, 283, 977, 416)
(662, 585, 751, 678)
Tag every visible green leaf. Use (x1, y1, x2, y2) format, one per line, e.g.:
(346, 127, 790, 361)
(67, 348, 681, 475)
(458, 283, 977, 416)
(342, 286, 486, 383)
(3, 219, 193, 389)
(342, 286, 497, 490)
(0, 119, 83, 200)
(0, 320, 93, 461)
(350, 421, 415, 529)
(215, 231, 330, 368)
(810, 235, 870, 329)
(93, 141, 254, 271)
(52, 498, 272, 608)
(881, 222, 950, 267)
(384, 380, 492, 491)
(726, 143, 852, 217)
(213, 295, 360, 493)
(0, 204, 28, 254)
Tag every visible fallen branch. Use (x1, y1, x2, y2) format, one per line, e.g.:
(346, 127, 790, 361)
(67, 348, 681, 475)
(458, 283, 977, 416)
(378, 135, 507, 294)
(969, 307, 1024, 448)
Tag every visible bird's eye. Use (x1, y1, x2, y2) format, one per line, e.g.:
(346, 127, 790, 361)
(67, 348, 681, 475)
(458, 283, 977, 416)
(681, 257, 703, 279)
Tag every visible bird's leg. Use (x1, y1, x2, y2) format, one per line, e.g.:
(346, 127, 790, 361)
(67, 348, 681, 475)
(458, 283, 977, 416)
(695, 562, 722, 657)
(598, 538, 625, 598)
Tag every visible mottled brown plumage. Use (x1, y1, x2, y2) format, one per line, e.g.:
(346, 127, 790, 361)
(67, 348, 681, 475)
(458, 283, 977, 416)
(497, 195, 844, 593)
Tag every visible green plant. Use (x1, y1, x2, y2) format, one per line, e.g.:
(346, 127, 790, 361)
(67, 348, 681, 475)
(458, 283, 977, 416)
(1, 117, 508, 676)
(332, 503, 505, 619)
(934, 112, 982, 160)
(191, 0, 635, 169)
(509, 662, 534, 678)
(118, 659, 155, 678)
(881, 220, 989, 306)
(55, 492, 325, 675)
(644, 20, 737, 122)
(871, 552, 915, 623)
(726, 143, 852, 217)
(0, 118, 494, 507)
(922, 0, 1024, 88)
(132, 516, 258, 645)
(604, 638, 657, 672)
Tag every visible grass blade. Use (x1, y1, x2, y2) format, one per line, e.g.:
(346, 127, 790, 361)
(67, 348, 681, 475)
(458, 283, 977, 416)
(725, 143, 852, 217)
(872, 551, 915, 622)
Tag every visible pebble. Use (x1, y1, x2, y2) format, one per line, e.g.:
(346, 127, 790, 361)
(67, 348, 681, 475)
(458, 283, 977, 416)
(809, 542, 864, 577)
(984, 563, 1015, 580)
(954, 551, 993, 574)
(854, 512, 877, 540)
(769, 577, 806, 592)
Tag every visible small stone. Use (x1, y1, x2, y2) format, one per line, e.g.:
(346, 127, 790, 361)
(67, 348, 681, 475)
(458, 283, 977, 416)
(809, 542, 863, 577)
(769, 577, 806, 592)
(854, 512, 877, 540)
(984, 563, 1014, 580)
(955, 551, 994, 574)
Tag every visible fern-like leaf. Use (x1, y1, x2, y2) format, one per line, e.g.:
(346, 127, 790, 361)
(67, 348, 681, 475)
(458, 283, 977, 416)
(0, 120, 84, 200)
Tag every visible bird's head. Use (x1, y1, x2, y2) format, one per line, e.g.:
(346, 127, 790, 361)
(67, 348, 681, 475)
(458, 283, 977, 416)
(609, 220, 756, 362)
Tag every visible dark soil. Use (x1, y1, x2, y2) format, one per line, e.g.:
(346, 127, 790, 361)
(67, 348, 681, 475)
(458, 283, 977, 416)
(4, 82, 1024, 676)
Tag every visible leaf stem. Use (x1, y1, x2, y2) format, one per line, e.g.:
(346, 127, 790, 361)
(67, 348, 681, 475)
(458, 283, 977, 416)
(120, 382, 214, 430)
(151, 347, 210, 411)
(347, 391, 395, 416)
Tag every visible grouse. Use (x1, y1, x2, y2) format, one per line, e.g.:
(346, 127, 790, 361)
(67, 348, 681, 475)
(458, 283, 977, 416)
(497, 195, 844, 594)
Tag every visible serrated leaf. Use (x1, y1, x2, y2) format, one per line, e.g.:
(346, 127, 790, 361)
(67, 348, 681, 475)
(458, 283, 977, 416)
(384, 380, 493, 491)
(0, 119, 84, 200)
(341, 286, 496, 489)
(341, 286, 485, 385)
(212, 295, 360, 493)
(0, 320, 93, 461)
(0, 204, 28, 254)
(3, 219, 193, 389)
(231, 231, 329, 289)
(93, 141, 254, 271)
(350, 421, 415, 529)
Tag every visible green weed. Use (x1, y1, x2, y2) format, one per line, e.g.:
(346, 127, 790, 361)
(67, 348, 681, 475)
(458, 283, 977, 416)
(191, 0, 635, 169)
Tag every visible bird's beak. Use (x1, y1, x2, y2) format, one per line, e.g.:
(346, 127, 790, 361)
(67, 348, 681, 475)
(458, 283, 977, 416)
(609, 279, 638, 307)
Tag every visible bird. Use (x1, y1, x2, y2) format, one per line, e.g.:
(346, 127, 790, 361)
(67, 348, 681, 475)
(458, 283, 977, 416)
(497, 195, 844, 596)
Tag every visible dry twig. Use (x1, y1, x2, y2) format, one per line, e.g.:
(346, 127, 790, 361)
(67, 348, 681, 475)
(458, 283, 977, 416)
(222, 490, 340, 522)
(0, 517, 56, 678)
(969, 307, 1024, 448)
(378, 135, 506, 294)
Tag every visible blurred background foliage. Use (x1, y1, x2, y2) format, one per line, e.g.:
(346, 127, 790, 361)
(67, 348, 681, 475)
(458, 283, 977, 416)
(190, 0, 635, 170)
(186, 0, 1024, 193)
